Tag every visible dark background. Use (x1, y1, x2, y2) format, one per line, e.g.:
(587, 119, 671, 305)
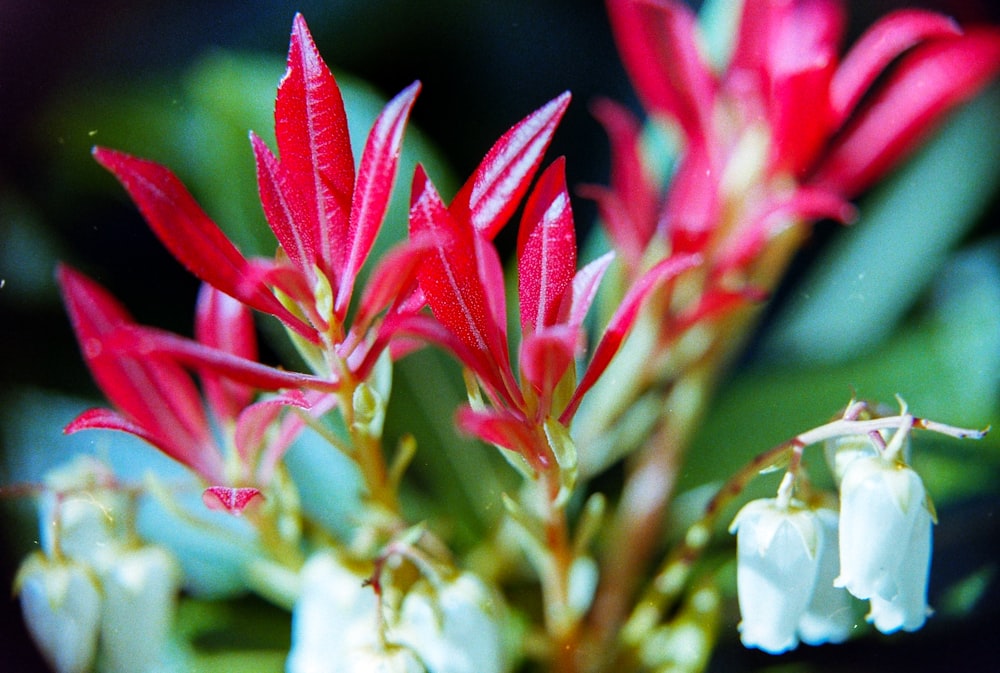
(2, 1, 998, 671)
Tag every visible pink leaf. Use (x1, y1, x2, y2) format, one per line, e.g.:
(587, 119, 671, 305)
(336, 81, 422, 318)
(371, 312, 516, 408)
(517, 157, 576, 334)
(195, 284, 257, 424)
(587, 98, 658, 261)
(714, 187, 856, 274)
(234, 391, 311, 469)
(672, 286, 767, 334)
(350, 237, 433, 338)
(561, 253, 701, 423)
(455, 407, 550, 471)
(202, 487, 263, 516)
(830, 9, 961, 126)
(275, 14, 355, 281)
(560, 251, 615, 330)
(450, 92, 571, 239)
(811, 28, 1000, 197)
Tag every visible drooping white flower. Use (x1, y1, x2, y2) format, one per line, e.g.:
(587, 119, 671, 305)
(796, 508, 855, 646)
(835, 455, 933, 633)
(286, 551, 386, 673)
(730, 498, 839, 653)
(394, 572, 508, 673)
(16, 553, 102, 673)
(98, 545, 181, 673)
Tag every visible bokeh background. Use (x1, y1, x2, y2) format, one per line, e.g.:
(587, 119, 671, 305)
(2, 1, 998, 671)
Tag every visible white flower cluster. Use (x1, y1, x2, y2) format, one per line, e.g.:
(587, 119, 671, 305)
(287, 551, 509, 673)
(730, 417, 937, 654)
(15, 456, 180, 673)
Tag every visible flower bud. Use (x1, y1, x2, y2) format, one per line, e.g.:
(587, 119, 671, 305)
(835, 456, 933, 633)
(16, 553, 101, 673)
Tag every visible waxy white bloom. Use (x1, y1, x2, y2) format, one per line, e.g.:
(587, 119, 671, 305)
(730, 499, 850, 653)
(836, 455, 933, 633)
(395, 572, 508, 673)
(288, 552, 510, 673)
(287, 552, 384, 673)
(98, 546, 181, 673)
(16, 554, 101, 673)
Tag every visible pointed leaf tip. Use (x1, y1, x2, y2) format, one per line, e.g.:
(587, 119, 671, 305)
(453, 91, 572, 239)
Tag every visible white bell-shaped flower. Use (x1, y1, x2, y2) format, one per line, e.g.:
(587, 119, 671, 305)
(287, 551, 391, 673)
(796, 508, 855, 645)
(835, 455, 933, 633)
(730, 498, 827, 653)
(394, 572, 508, 673)
(98, 546, 181, 673)
(16, 553, 102, 673)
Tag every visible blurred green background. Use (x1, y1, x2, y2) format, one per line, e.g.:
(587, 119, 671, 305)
(1, 1, 998, 671)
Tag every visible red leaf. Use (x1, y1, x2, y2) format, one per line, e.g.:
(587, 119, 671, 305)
(93, 147, 317, 341)
(58, 266, 224, 482)
(202, 487, 263, 516)
(251, 132, 314, 273)
(811, 28, 1000, 197)
(410, 167, 501, 359)
(561, 252, 701, 423)
(661, 142, 719, 254)
(517, 157, 576, 334)
(195, 284, 257, 424)
(450, 92, 571, 239)
(830, 9, 961, 126)
(107, 325, 340, 393)
(606, 0, 716, 145)
(519, 325, 579, 400)
(336, 81, 422, 318)
(275, 13, 355, 281)
(766, 0, 843, 176)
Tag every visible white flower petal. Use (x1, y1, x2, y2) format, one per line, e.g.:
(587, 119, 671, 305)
(797, 508, 855, 646)
(867, 505, 933, 634)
